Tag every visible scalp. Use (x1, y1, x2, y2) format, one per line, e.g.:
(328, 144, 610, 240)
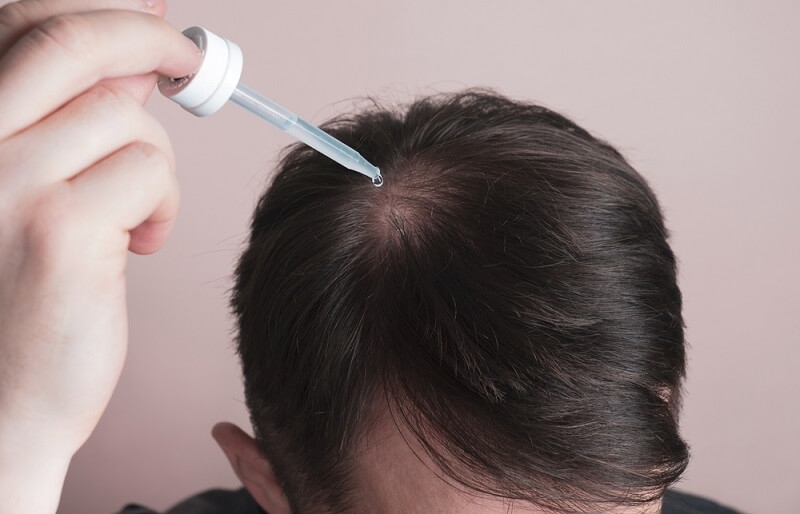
(232, 90, 687, 512)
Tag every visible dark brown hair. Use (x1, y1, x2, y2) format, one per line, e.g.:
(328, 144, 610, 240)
(230, 90, 688, 512)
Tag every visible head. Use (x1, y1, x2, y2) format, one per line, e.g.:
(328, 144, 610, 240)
(216, 90, 688, 513)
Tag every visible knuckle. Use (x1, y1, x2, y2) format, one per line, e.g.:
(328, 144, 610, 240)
(130, 141, 160, 160)
(26, 14, 90, 57)
(130, 142, 172, 176)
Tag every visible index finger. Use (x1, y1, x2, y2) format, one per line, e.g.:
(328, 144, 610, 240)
(0, 9, 201, 138)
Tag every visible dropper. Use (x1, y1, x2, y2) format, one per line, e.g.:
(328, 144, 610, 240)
(158, 27, 382, 187)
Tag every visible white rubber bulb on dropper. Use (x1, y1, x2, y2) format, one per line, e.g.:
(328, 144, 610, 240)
(158, 27, 242, 117)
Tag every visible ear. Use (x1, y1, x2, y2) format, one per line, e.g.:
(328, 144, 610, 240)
(212, 422, 292, 514)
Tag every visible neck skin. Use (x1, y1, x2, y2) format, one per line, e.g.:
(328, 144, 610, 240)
(215, 412, 663, 514)
(353, 410, 663, 514)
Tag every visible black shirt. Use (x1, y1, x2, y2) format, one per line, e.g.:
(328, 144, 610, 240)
(119, 488, 742, 513)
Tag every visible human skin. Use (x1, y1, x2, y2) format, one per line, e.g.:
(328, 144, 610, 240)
(0, 1, 202, 512)
(353, 408, 664, 514)
(0, 3, 672, 512)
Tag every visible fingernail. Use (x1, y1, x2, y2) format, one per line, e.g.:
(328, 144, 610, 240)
(144, 0, 161, 8)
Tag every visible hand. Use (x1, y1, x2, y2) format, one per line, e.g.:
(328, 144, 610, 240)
(0, 1, 201, 509)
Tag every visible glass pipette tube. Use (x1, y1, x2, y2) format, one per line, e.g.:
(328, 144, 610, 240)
(229, 83, 382, 186)
(159, 26, 382, 186)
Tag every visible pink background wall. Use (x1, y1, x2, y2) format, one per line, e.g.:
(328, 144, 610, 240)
(40, 1, 799, 512)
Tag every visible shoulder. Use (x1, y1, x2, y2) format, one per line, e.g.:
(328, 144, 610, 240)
(662, 489, 744, 514)
(118, 488, 265, 514)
